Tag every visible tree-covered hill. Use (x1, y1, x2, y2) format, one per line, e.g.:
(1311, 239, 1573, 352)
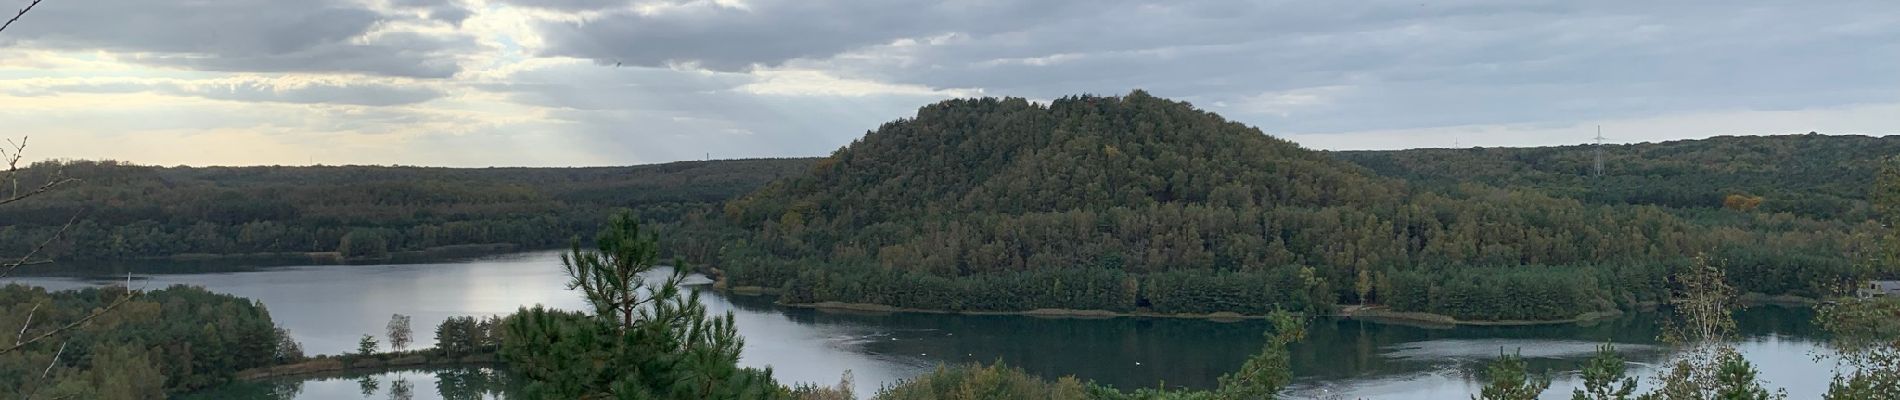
(1331, 134, 1900, 220)
(0, 158, 814, 261)
(711, 91, 1870, 321)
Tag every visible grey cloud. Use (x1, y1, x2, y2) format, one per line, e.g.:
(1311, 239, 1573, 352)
(526, 0, 1141, 71)
(483, 0, 1900, 157)
(389, 0, 476, 25)
(476, 63, 942, 162)
(3, 0, 475, 77)
(3, 79, 445, 106)
(496, 0, 632, 12)
(758, 0, 1900, 134)
(133, 32, 477, 79)
(184, 82, 445, 107)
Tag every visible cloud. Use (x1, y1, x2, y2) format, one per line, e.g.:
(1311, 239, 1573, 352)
(509, 0, 1900, 136)
(1288, 102, 1900, 151)
(476, 61, 963, 162)
(8, 0, 1900, 167)
(0, 77, 446, 106)
(1, 0, 478, 77)
(519, 0, 1137, 71)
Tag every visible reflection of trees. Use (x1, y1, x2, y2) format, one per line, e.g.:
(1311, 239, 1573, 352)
(436, 368, 502, 400)
(389, 378, 413, 400)
(269, 380, 304, 399)
(357, 375, 379, 397)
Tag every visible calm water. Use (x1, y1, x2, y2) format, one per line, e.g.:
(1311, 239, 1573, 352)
(7, 251, 1841, 399)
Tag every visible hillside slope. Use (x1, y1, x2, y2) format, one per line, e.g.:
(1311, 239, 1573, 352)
(712, 91, 1865, 320)
(1331, 134, 1900, 220)
(0, 158, 815, 261)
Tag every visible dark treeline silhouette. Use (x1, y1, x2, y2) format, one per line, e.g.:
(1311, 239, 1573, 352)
(707, 91, 1872, 320)
(0, 158, 813, 261)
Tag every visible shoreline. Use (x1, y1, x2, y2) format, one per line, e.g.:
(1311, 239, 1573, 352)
(771, 299, 1620, 326)
(725, 285, 1819, 326)
(234, 352, 500, 381)
(21, 244, 534, 275)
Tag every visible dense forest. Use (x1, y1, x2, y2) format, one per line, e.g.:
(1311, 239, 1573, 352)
(708, 91, 1876, 321)
(0, 158, 811, 261)
(0, 285, 296, 398)
(1332, 134, 1900, 221)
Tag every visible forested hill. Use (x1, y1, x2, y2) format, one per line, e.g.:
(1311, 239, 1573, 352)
(1331, 134, 1900, 220)
(0, 158, 814, 261)
(712, 90, 1869, 321)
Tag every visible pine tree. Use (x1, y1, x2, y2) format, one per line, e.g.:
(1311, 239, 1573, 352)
(1474, 350, 1550, 400)
(1215, 310, 1307, 399)
(499, 211, 788, 399)
(1572, 343, 1636, 400)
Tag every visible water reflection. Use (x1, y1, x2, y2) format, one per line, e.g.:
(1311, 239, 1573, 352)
(180, 368, 519, 400)
(4, 252, 1843, 399)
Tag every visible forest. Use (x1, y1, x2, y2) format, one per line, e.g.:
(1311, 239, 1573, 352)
(2, 93, 1890, 322)
(1332, 133, 1900, 221)
(0, 158, 811, 261)
(709, 91, 1878, 321)
(0, 285, 296, 398)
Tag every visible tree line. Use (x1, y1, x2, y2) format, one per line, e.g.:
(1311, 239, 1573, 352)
(0, 158, 811, 261)
(707, 91, 1874, 321)
(0, 285, 296, 398)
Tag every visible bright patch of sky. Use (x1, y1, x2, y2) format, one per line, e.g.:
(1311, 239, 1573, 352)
(5, 0, 1895, 166)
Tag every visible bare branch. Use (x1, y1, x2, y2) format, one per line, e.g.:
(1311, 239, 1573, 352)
(0, 177, 73, 207)
(15, 302, 38, 345)
(0, 212, 79, 280)
(0, 0, 44, 34)
(0, 290, 137, 356)
(39, 341, 64, 378)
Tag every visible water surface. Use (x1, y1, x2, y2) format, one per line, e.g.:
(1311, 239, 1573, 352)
(7, 251, 1841, 399)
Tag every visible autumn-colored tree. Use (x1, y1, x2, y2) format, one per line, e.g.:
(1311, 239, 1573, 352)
(1722, 194, 1763, 212)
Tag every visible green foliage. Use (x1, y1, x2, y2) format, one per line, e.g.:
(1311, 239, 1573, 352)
(1474, 351, 1550, 400)
(1634, 258, 1786, 400)
(499, 212, 788, 399)
(1817, 298, 1900, 399)
(339, 228, 391, 259)
(1874, 156, 1900, 278)
(1572, 344, 1637, 400)
(1817, 162, 1900, 399)
(429, 315, 502, 355)
(1712, 352, 1778, 400)
(1385, 266, 1625, 321)
(0, 158, 812, 261)
(1214, 311, 1307, 399)
(358, 334, 380, 356)
(713, 92, 1860, 321)
(872, 363, 1094, 400)
(0, 284, 289, 398)
(1335, 134, 1900, 221)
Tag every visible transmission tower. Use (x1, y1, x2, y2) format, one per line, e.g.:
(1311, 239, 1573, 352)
(1592, 126, 1605, 178)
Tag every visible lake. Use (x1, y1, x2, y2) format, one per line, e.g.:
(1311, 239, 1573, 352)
(6, 251, 1842, 399)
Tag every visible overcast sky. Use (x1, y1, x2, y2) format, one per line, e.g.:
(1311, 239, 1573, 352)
(6, 0, 1897, 167)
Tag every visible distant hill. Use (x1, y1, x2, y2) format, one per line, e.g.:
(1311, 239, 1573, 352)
(1332, 134, 1900, 220)
(0, 158, 814, 261)
(710, 91, 1866, 321)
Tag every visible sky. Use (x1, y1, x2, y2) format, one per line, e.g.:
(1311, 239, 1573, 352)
(4, 0, 1897, 167)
